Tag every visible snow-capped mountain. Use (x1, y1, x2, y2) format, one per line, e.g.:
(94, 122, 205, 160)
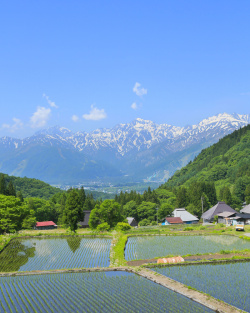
(0, 113, 249, 184)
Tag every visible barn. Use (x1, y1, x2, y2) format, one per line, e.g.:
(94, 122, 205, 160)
(79, 210, 91, 228)
(36, 221, 57, 230)
(126, 217, 138, 227)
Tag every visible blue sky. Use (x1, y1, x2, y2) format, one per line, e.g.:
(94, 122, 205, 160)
(1, 0, 250, 138)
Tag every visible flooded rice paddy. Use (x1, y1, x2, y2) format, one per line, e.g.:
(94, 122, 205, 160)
(152, 261, 250, 312)
(125, 235, 250, 260)
(0, 271, 215, 313)
(0, 237, 111, 272)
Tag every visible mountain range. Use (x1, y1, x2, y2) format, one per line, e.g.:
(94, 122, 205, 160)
(0, 113, 249, 185)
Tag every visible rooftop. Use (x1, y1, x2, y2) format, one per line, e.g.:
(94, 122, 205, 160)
(36, 221, 56, 227)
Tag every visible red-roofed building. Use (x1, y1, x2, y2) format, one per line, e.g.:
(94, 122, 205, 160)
(36, 221, 57, 230)
(162, 217, 183, 225)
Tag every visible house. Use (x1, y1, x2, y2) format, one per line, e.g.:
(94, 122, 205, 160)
(240, 204, 250, 214)
(218, 211, 250, 225)
(79, 210, 91, 228)
(36, 221, 57, 230)
(201, 201, 237, 223)
(162, 217, 183, 225)
(126, 217, 138, 227)
(172, 208, 199, 224)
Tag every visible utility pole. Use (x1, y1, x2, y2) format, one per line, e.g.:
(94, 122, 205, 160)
(201, 196, 204, 225)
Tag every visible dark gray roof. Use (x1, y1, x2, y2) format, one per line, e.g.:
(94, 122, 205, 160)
(217, 211, 235, 218)
(79, 210, 91, 226)
(234, 212, 250, 219)
(126, 217, 138, 225)
(240, 204, 250, 214)
(201, 202, 236, 220)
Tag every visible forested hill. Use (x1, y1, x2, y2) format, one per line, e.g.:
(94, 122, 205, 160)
(0, 173, 62, 199)
(161, 124, 250, 202)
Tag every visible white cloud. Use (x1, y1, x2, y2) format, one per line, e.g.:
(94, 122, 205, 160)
(72, 115, 79, 122)
(2, 118, 23, 132)
(133, 82, 147, 96)
(82, 104, 107, 121)
(43, 93, 58, 108)
(131, 102, 138, 110)
(30, 106, 51, 128)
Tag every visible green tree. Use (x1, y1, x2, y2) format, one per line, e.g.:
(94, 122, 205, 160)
(220, 186, 232, 206)
(6, 181, 16, 197)
(89, 200, 123, 229)
(0, 195, 32, 233)
(79, 186, 86, 208)
(158, 203, 174, 220)
(0, 175, 6, 195)
(17, 191, 24, 202)
(137, 201, 156, 222)
(245, 185, 250, 204)
(63, 189, 83, 232)
(175, 187, 188, 208)
(122, 200, 138, 221)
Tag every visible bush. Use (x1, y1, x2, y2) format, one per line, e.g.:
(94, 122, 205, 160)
(214, 215, 218, 223)
(96, 222, 110, 232)
(151, 221, 157, 226)
(218, 223, 225, 227)
(139, 219, 151, 226)
(198, 226, 206, 230)
(184, 227, 194, 231)
(116, 222, 131, 231)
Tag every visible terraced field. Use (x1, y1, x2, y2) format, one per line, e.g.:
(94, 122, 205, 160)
(0, 237, 111, 272)
(0, 271, 215, 313)
(125, 235, 250, 260)
(153, 261, 250, 312)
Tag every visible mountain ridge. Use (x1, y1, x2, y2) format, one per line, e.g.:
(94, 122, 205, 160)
(0, 113, 249, 185)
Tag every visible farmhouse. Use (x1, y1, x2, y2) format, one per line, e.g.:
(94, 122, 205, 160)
(36, 221, 57, 230)
(162, 217, 183, 225)
(79, 210, 91, 228)
(201, 201, 236, 223)
(218, 212, 250, 225)
(172, 208, 199, 224)
(126, 217, 138, 227)
(240, 204, 250, 214)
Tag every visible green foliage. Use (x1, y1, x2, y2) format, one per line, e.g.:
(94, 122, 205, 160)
(96, 222, 110, 232)
(110, 234, 128, 267)
(0, 195, 35, 233)
(63, 189, 83, 232)
(0, 172, 62, 199)
(161, 125, 250, 207)
(214, 215, 218, 223)
(151, 221, 157, 226)
(183, 227, 194, 231)
(116, 222, 131, 231)
(138, 219, 151, 226)
(89, 200, 124, 229)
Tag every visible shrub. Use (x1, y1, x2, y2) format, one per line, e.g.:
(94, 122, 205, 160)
(151, 221, 157, 226)
(198, 226, 206, 230)
(139, 219, 151, 226)
(116, 222, 131, 231)
(184, 227, 194, 231)
(218, 223, 225, 227)
(96, 222, 110, 232)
